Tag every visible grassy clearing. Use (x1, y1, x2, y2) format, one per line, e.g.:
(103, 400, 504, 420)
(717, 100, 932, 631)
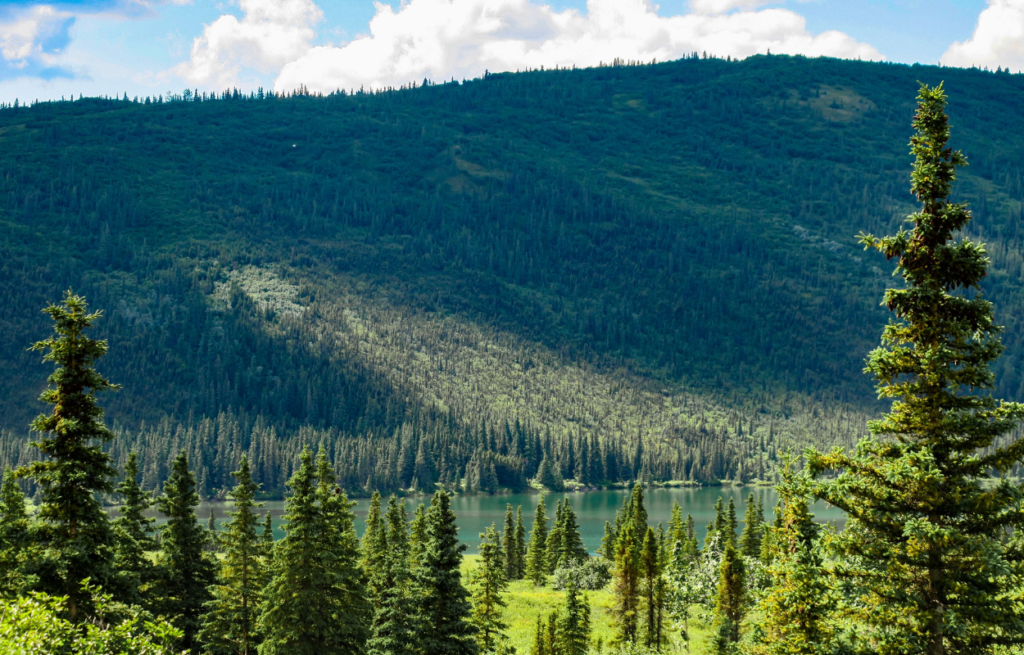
(462, 555, 713, 654)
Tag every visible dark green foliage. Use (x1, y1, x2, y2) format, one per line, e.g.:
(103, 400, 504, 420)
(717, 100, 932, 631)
(599, 521, 616, 560)
(156, 450, 217, 652)
(200, 455, 265, 655)
(502, 504, 521, 581)
(713, 542, 745, 653)
(530, 619, 546, 655)
(363, 491, 387, 604)
(810, 83, 1024, 654)
(207, 509, 220, 553)
(554, 503, 587, 571)
(470, 525, 508, 653)
(546, 499, 565, 574)
(612, 484, 647, 645)
(0, 468, 33, 596)
(752, 475, 836, 655)
(6, 58, 1024, 498)
(557, 578, 591, 655)
(258, 446, 370, 655)
(367, 496, 415, 655)
(514, 506, 527, 580)
(738, 493, 764, 559)
(112, 451, 157, 609)
(639, 527, 666, 650)
(525, 496, 549, 585)
(409, 503, 428, 570)
(413, 489, 478, 655)
(536, 458, 563, 492)
(19, 291, 118, 617)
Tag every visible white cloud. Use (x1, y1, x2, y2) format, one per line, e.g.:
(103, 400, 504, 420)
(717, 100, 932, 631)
(690, 0, 775, 15)
(273, 0, 882, 94)
(175, 0, 322, 87)
(941, 0, 1024, 71)
(0, 6, 76, 77)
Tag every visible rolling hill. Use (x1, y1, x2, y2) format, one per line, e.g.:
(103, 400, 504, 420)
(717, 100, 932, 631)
(2, 53, 1023, 496)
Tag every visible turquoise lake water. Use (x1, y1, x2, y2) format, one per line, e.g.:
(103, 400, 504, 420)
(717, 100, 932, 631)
(190, 487, 845, 553)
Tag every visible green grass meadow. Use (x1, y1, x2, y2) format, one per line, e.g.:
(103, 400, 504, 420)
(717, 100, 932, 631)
(461, 555, 713, 654)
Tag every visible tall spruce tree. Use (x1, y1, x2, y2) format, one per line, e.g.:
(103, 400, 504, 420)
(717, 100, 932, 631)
(514, 506, 527, 580)
(612, 483, 646, 645)
(712, 541, 745, 653)
(20, 292, 118, 617)
(367, 496, 415, 655)
(556, 503, 587, 570)
(259, 446, 369, 655)
(157, 450, 217, 653)
(112, 451, 157, 609)
(414, 489, 478, 655)
(364, 491, 387, 605)
(639, 526, 666, 650)
(409, 503, 429, 570)
(470, 524, 509, 653)
(200, 455, 265, 655)
(315, 448, 372, 648)
(809, 83, 1024, 654)
(502, 504, 517, 581)
(546, 499, 565, 574)
(525, 496, 549, 585)
(738, 493, 764, 559)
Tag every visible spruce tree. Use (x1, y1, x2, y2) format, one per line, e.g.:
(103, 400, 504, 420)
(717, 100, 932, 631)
(364, 491, 387, 605)
(738, 493, 763, 559)
(612, 484, 645, 644)
(315, 448, 372, 648)
(544, 611, 559, 655)
(556, 503, 587, 569)
(530, 619, 546, 655)
(599, 521, 616, 560)
(208, 508, 220, 553)
(409, 503, 428, 570)
(502, 504, 517, 580)
(157, 450, 217, 653)
(414, 489, 478, 655)
(639, 526, 666, 650)
(809, 83, 1024, 653)
(546, 498, 565, 574)
(470, 524, 508, 653)
(259, 446, 370, 655)
(200, 455, 265, 655)
(20, 292, 118, 617)
(525, 496, 549, 585)
(514, 506, 527, 580)
(367, 496, 415, 655)
(725, 498, 737, 548)
(112, 451, 157, 609)
(0, 468, 32, 596)
(259, 512, 275, 588)
(752, 477, 836, 655)
(558, 577, 591, 655)
(712, 541, 745, 652)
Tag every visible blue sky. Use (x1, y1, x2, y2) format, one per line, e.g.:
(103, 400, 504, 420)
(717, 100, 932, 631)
(0, 0, 1014, 103)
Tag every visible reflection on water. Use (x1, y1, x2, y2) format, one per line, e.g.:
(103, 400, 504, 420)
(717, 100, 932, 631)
(152, 487, 844, 554)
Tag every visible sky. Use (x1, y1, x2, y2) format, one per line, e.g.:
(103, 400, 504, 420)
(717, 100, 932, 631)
(0, 0, 1019, 103)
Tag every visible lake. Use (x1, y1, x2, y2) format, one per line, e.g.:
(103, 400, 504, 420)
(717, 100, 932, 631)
(187, 487, 845, 553)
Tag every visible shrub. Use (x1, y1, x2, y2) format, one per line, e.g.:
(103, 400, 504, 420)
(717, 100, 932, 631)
(553, 557, 611, 591)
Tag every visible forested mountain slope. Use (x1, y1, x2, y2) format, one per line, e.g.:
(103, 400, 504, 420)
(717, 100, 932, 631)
(2, 54, 1023, 496)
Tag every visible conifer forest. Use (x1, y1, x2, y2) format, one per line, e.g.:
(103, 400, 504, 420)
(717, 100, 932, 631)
(3, 55, 1024, 653)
